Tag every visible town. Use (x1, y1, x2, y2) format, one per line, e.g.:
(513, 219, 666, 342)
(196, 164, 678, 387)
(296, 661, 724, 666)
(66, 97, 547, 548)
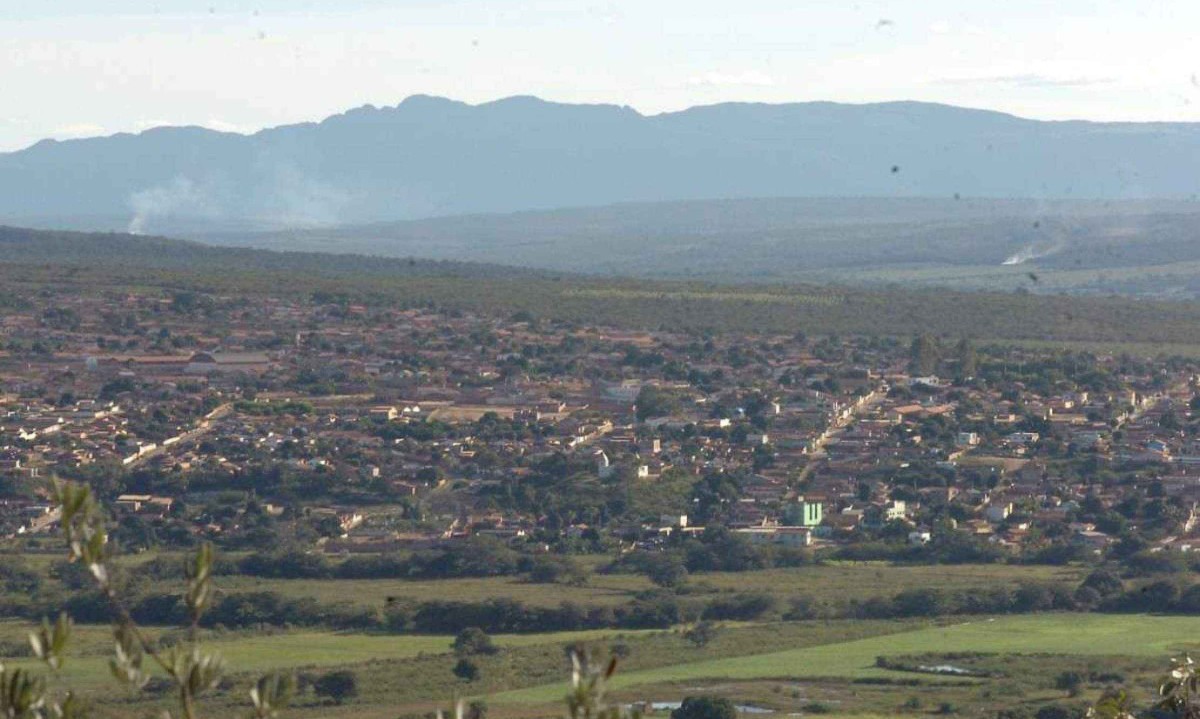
(4, 287, 1198, 569)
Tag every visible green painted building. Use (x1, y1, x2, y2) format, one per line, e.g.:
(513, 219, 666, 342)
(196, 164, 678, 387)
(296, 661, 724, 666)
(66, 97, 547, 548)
(785, 498, 824, 528)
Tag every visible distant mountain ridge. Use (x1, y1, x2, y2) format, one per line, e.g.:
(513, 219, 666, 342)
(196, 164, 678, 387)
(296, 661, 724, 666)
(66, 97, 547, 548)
(3, 95, 1200, 234)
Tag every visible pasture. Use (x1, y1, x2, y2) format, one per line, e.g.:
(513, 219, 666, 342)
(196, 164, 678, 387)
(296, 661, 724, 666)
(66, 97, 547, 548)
(5, 613, 1197, 717)
(497, 613, 1200, 704)
(214, 562, 1083, 610)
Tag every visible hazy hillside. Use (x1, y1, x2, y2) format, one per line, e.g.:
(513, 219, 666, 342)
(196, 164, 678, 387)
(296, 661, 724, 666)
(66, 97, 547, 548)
(0, 226, 548, 280)
(3, 96, 1200, 234)
(205, 197, 1200, 298)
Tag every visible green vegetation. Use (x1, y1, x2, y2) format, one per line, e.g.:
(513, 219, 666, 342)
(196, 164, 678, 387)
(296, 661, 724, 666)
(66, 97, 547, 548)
(9, 519, 1200, 719)
(7, 225, 1200, 348)
(212, 562, 1081, 610)
(496, 614, 1200, 704)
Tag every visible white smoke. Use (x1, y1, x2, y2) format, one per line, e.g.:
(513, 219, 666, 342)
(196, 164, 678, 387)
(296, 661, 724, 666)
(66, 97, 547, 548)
(1003, 243, 1070, 265)
(1002, 245, 1038, 265)
(126, 167, 349, 234)
(127, 177, 206, 234)
(1001, 236, 1068, 266)
(257, 165, 349, 228)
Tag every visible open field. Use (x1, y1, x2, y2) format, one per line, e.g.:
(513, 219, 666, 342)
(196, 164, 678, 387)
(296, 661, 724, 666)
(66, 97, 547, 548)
(215, 563, 1084, 610)
(3, 625, 656, 689)
(11, 612, 1199, 717)
(496, 613, 1200, 704)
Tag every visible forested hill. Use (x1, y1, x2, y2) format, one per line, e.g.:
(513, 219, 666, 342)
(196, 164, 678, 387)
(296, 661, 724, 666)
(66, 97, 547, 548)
(214, 197, 1200, 297)
(3, 96, 1200, 234)
(0, 225, 550, 280)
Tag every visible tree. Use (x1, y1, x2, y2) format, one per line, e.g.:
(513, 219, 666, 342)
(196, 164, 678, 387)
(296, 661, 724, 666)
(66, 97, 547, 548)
(1177, 584, 1200, 614)
(467, 700, 489, 719)
(644, 553, 689, 589)
(636, 386, 680, 422)
(529, 555, 589, 585)
(453, 658, 481, 682)
(1138, 580, 1181, 612)
(956, 338, 978, 379)
(1055, 671, 1083, 697)
(910, 334, 940, 376)
(313, 670, 358, 704)
(453, 627, 498, 657)
(671, 696, 738, 719)
(1034, 705, 1075, 719)
(683, 621, 719, 648)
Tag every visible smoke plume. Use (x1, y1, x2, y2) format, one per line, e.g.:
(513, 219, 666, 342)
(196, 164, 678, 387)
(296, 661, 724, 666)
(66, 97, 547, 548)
(127, 177, 206, 234)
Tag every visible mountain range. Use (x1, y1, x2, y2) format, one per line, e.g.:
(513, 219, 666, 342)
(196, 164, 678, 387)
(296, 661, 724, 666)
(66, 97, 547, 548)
(3, 95, 1200, 234)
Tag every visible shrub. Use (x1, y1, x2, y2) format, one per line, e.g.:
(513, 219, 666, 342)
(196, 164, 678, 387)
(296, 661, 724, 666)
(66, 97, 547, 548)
(1055, 671, 1083, 697)
(453, 658, 481, 682)
(528, 555, 589, 585)
(453, 627, 499, 656)
(1081, 569, 1123, 597)
(683, 621, 719, 648)
(671, 696, 738, 719)
(702, 593, 776, 621)
(313, 669, 358, 704)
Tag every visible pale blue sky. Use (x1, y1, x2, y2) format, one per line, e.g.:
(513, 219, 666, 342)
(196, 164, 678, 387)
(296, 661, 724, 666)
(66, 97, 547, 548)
(2, 0, 1197, 151)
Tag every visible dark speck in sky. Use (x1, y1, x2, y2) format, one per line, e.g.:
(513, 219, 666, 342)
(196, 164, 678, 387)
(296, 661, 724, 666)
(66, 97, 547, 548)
(890, 165, 900, 173)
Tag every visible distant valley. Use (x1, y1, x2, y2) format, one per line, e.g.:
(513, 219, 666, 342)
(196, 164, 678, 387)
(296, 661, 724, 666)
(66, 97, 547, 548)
(203, 197, 1200, 298)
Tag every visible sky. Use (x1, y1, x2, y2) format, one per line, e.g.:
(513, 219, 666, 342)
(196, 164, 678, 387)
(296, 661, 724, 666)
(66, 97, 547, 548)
(2, 0, 1199, 152)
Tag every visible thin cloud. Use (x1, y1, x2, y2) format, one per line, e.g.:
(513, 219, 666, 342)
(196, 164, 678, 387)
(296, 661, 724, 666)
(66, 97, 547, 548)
(50, 122, 106, 138)
(687, 71, 776, 88)
(934, 73, 1116, 88)
(132, 117, 255, 135)
(204, 118, 256, 134)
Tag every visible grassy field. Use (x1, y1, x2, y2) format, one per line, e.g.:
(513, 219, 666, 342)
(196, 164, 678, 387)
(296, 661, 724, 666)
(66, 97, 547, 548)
(8, 612, 1198, 718)
(4, 625, 657, 689)
(497, 613, 1200, 704)
(215, 563, 1083, 610)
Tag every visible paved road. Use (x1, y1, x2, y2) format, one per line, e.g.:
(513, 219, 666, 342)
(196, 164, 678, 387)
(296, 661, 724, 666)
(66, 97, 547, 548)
(126, 402, 232, 468)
